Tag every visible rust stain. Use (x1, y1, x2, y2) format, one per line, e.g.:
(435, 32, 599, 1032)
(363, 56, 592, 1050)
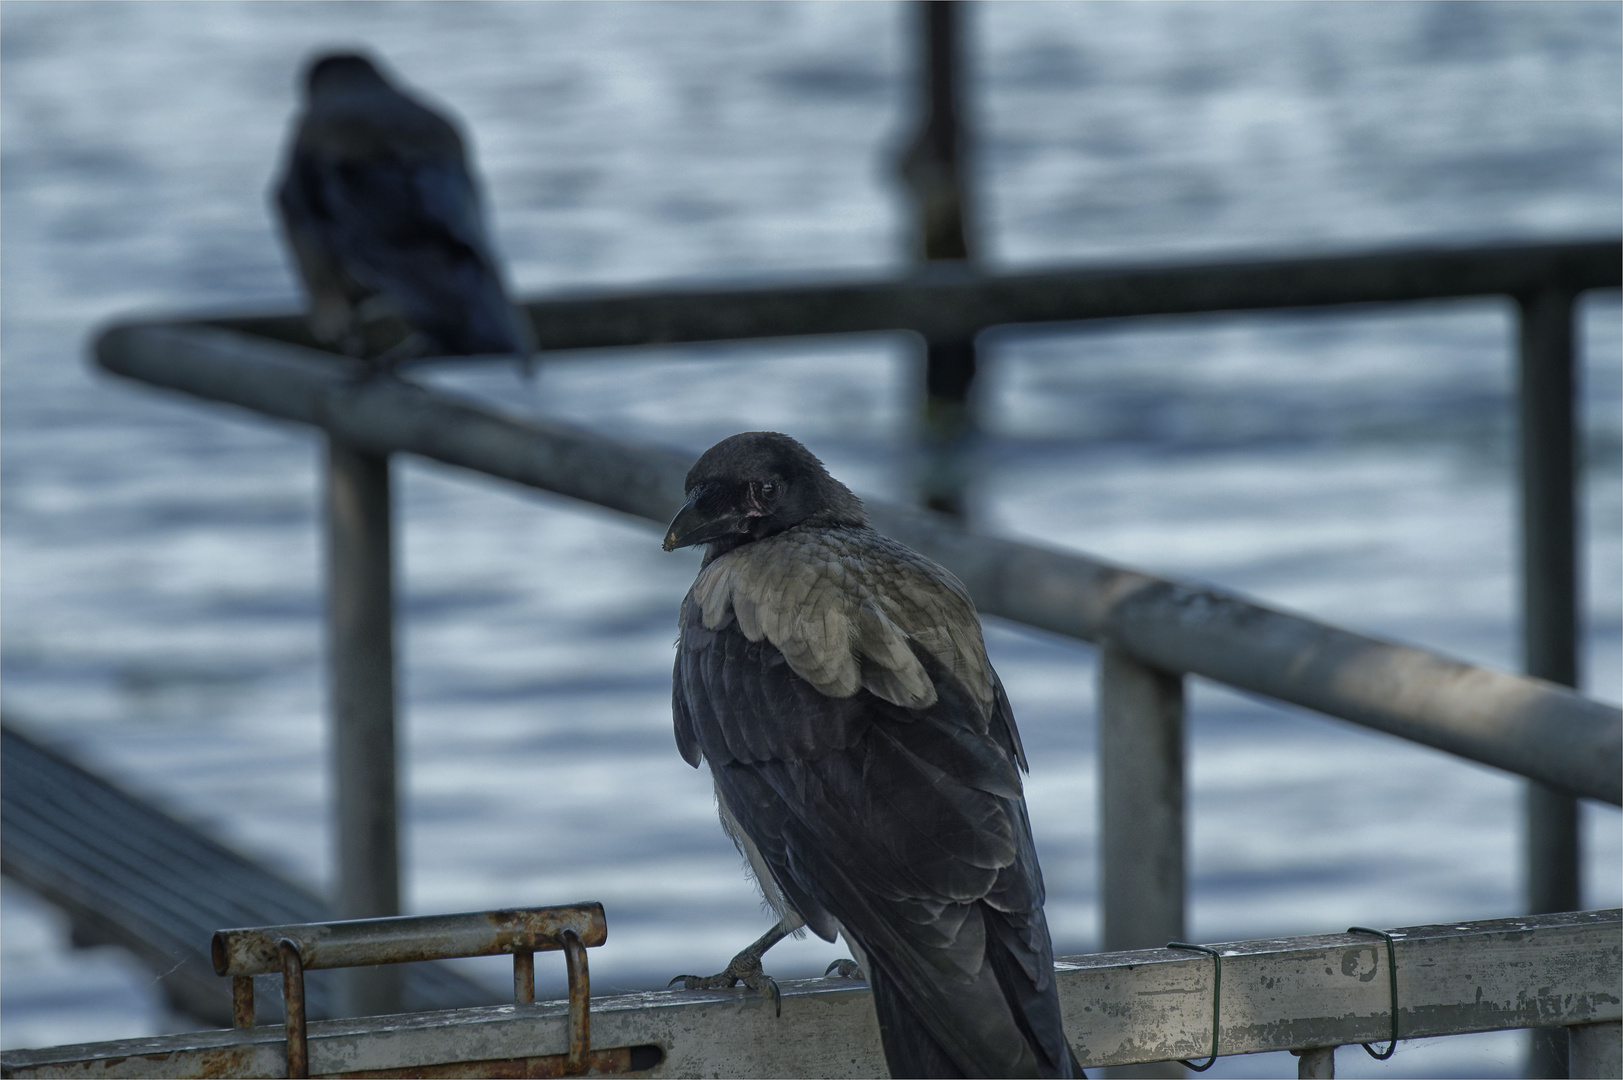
(215, 904, 607, 977)
(232, 976, 256, 1029)
(191, 1048, 261, 1080)
(563, 930, 590, 1074)
(1340, 947, 1379, 983)
(514, 951, 536, 1005)
(281, 939, 309, 1079)
(322, 1045, 651, 1079)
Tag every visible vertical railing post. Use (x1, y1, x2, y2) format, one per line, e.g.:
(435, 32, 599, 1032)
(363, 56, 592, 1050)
(1568, 1022, 1622, 1079)
(1099, 644, 1186, 1079)
(1517, 288, 1580, 1080)
(902, 0, 977, 516)
(1292, 1046, 1336, 1078)
(325, 438, 403, 1017)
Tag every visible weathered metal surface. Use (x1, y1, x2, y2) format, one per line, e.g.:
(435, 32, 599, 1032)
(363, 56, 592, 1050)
(514, 953, 535, 1006)
(325, 438, 403, 1018)
(208, 238, 1622, 352)
(1058, 911, 1622, 1065)
(331, 1044, 660, 1078)
(211, 906, 607, 977)
(0, 722, 492, 1029)
(7, 911, 1616, 1079)
(93, 324, 1623, 804)
(231, 977, 254, 1030)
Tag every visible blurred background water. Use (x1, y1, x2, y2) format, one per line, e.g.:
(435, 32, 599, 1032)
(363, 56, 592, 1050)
(2, 3, 1619, 1075)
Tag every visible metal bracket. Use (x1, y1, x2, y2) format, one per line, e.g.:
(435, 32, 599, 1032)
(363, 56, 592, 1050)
(1165, 941, 1222, 1071)
(278, 939, 307, 1079)
(214, 904, 606, 1079)
(563, 929, 590, 1074)
(1347, 926, 1401, 1060)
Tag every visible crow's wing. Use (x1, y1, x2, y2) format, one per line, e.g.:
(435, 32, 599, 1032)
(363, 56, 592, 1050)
(690, 526, 1001, 723)
(673, 538, 1073, 1077)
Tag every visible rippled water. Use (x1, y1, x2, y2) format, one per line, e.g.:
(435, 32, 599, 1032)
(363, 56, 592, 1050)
(3, 4, 1619, 1075)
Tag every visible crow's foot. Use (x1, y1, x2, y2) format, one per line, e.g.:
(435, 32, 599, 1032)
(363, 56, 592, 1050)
(668, 919, 795, 1017)
(824, 958, 865, 980)
(669, 952, 781, 1016)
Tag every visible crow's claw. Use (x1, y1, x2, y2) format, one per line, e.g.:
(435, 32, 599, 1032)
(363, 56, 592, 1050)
(668, 952, 781, 1015)
(824, 958, 865, 980)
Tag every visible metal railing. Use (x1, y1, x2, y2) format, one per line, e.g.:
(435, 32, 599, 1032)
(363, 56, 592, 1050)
(84, 237, 1622, 1069)
(94, 316, 1623, 809)
(3, 908, 1617, 1077)
(212, 905, 605, 1078)
(215, 237, 1617, 349)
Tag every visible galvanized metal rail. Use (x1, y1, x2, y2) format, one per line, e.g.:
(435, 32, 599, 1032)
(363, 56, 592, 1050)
(0, 721, 493, 1029)
(85, 237, 1621, 1058)
(4, 909, 1617, 1078)
(93, 322, 1623, 809)
(203, 235, 1623, 973)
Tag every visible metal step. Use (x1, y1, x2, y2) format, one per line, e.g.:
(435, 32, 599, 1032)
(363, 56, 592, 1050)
(0, 720, 496, 1027)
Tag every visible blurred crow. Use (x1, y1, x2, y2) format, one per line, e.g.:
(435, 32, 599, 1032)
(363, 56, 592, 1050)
(664, 432, 1081, 1078)
(274, 51, 534, 369)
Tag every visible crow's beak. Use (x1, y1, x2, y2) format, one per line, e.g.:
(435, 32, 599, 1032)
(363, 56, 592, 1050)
(662, 491, 747, 551)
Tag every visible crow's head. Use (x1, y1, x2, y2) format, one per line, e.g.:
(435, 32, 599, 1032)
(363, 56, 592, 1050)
(303, 52, 391, 98)
(663, 432, 867, 554)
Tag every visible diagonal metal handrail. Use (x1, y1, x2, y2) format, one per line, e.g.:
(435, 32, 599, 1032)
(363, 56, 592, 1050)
(95, 321, 1622, 805)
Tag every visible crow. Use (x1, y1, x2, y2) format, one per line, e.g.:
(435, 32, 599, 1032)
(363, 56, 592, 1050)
(664, 431, 1081, 1079)
(273, 51, 534, 370)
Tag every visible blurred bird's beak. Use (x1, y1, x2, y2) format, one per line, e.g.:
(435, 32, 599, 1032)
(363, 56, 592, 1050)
(663, 491, 746, 552)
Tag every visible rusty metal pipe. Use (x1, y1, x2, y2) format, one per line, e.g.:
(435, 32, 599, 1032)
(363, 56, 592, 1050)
(514, 951, 535, 1005)
(279, 939, 309, 1080)
(562, 930, 590, 1075)
(231, 975, 254, 1029)
(212, 904, 607, 978)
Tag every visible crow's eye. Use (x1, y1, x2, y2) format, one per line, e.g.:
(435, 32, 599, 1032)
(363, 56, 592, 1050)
(761, 481, 777, 497)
